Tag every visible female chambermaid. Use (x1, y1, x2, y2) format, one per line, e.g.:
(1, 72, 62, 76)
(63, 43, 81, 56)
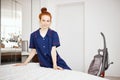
(15, 7, 71, 70)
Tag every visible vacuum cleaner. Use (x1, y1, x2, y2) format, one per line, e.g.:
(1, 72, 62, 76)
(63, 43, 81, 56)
(88, 32, 113, 77)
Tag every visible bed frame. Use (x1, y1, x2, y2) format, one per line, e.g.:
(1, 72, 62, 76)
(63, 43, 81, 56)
(32, 54, 39, 62)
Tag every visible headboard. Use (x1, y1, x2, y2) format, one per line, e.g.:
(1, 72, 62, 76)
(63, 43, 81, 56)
(32, 54, 39, 62)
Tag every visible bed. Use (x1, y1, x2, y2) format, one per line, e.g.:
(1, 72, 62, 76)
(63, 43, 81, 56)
(0, 63, 109, 80)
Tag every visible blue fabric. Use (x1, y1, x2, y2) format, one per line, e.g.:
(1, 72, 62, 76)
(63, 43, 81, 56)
(29, 28, 71, 70)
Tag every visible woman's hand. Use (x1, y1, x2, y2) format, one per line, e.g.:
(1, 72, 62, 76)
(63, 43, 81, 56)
(51, 47, 63, 70)
(53, 65, 63, 70)
(14, 49, 36, 66)
(14, 63, 27, 66)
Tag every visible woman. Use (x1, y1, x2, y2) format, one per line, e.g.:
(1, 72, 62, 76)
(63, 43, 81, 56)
(15, 7, 71, 70)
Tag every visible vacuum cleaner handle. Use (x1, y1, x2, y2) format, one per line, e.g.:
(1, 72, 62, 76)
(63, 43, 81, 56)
(100, 32, 106, 49)
(99, 32, 108, 77)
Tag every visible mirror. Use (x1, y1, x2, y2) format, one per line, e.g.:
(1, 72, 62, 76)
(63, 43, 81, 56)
(1, 0, 22, 48)
(0, 0, 22, 65)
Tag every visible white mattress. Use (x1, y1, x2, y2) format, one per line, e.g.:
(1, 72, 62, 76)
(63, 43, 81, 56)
(0, 63, 109, 80)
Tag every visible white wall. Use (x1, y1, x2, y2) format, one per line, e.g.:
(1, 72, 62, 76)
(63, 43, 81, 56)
(31, 0, 41, 32)
(85, 0, 120, 77)
(22, 0, 32, 43)
(22, 0, 41, 49)
(46, 0, 120, 77)
(56, 3, 85, 71)
(22, 0, 120, 77)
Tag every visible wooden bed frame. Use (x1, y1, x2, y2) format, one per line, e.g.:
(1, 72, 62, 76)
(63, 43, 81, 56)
(32, 54, 39, 62)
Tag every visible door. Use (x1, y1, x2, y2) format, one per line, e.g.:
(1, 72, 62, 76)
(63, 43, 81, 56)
(56, 2, 85, 71)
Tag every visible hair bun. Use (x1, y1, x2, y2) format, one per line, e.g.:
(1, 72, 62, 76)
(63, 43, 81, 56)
(41, 7, 47, 13)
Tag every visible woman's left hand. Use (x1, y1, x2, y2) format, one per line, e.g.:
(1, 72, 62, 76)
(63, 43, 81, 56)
(53, 65, 63, 70)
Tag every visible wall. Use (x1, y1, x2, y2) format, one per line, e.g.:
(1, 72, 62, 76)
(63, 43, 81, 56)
(22, 0, 32, 44)
(22, 0, 41, 49)
(22, 0, 120, 77)
(85, 0, 120, 77)
(31, 0, 41, 32)
(56, 3, 85, 71)
(46, 0, 120, 77)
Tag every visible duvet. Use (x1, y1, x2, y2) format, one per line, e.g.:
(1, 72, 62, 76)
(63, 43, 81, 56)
(0, 63, 109, 80)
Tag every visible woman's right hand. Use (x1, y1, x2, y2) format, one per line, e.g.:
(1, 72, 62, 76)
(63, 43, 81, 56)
(14, 63, 27, 66)
(14, 49, 36, 66)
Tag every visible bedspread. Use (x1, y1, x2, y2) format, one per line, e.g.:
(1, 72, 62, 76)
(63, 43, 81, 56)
(0, 63, 109, 80)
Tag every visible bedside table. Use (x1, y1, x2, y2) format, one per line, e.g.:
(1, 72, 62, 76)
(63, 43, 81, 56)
(21, 51, 29, 62)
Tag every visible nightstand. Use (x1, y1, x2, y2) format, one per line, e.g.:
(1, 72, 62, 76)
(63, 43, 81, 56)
(21, 51, 29, 62)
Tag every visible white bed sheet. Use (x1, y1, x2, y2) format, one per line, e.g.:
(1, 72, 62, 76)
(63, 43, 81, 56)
(0, 63, 109, 80)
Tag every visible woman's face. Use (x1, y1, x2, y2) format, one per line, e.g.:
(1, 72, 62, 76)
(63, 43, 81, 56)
(40, 15, 51, 29)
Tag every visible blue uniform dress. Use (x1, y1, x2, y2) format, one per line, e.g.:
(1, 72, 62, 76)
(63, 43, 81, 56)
(29, 28, 71, 70)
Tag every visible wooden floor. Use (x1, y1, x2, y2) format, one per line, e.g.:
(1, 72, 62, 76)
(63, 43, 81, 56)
(105, 76, 120, 80)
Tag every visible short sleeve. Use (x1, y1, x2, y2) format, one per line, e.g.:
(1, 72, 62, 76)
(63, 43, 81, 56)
(29, 33, 36, 49)
(52, 32, 60, 47)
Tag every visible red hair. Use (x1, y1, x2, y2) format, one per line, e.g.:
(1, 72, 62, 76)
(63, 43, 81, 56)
(39, 7, 52, 21)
